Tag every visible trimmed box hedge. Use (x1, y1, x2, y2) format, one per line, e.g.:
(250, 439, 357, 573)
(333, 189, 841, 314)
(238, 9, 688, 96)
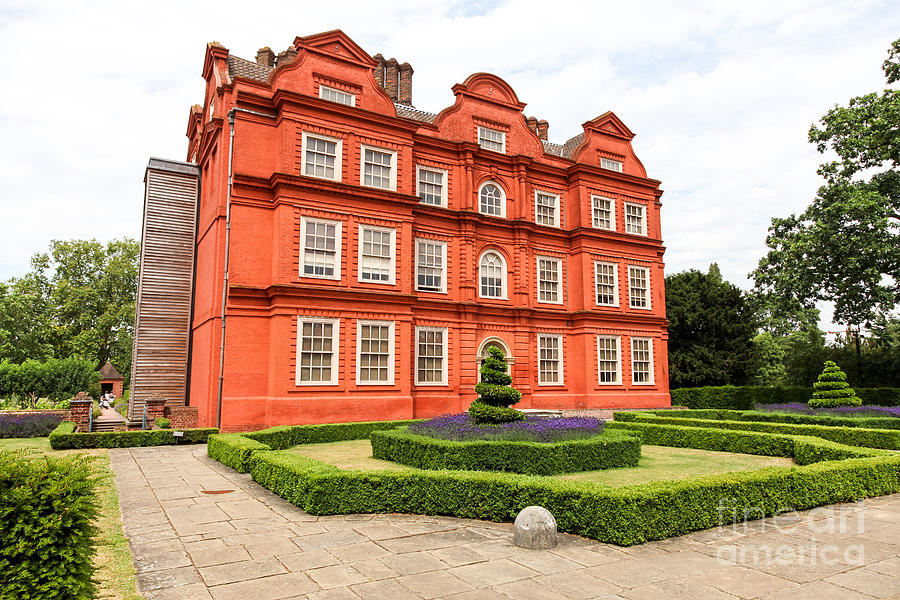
(208, 427, 900, 546)
(49, 421, 219, 449)
(636, 408, 900, 430)
(206, 418, 900, 546)
(242, 419, 422, 450)
(369, 427, 641, 475)
(670, 386, 900, 409)
(613, 413, 900, 450)
(605, 421, 886, 465)
(0, 449, 100, 599)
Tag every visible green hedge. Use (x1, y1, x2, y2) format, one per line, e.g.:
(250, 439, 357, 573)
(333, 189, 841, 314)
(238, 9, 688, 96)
(369, 427, 641, 475)
(207, 434, 272, 473)
(605, 421, 885, 465)
(0, 449, 100, 599)
(206, 419, 900, 546)
(49, 421, 218, 449)
(243, 439, 900, 546)
(0, 358, 99, 401)
(671, 386, 900, 409)
(631, 408, 900, 430)
(242, 419, 421, 450)
(613, 413, 900, 450)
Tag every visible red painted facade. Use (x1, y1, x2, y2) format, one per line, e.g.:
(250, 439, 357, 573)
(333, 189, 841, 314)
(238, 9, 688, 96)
(186, 30, 670, 432)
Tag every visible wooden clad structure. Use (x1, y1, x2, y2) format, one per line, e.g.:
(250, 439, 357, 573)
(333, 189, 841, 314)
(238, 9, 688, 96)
(128, 158, 199, 421)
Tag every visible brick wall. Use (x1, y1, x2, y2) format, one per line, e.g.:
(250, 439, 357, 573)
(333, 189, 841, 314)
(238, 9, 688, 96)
(145, 398, 167, 423)
(164, 406, 199, 429)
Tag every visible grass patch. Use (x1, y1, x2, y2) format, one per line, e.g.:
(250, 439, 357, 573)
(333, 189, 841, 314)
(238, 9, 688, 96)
(0, 438, 140, 600)
(289, 440, 793, 486)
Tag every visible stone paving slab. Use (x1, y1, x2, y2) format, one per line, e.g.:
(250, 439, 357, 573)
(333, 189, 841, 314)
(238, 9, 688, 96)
(109, 445, 900, 600)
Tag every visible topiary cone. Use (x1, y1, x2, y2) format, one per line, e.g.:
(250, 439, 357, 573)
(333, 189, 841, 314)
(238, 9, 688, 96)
(471, 346, 523, 423)
(808, 361, 861, 408)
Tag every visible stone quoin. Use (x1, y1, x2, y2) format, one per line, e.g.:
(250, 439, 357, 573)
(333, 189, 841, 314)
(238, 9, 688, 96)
(146, 29, 671, 431)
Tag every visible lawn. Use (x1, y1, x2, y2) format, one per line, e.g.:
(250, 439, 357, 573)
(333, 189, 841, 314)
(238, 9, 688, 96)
(0, 438, 141, 600)
(289, 439, 794, 485)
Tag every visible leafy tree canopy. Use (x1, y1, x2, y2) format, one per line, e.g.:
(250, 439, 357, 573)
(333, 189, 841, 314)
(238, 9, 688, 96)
(665, 263, 759, 388)
(0, 238, 139, 382)
(752, 37, 900, 326)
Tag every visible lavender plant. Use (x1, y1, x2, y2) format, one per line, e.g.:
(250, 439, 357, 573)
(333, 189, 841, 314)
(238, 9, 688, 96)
(408, 413, 605, 443)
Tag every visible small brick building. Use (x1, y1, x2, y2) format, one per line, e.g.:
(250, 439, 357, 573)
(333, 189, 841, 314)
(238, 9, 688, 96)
(137, 29, 672, 431)
(98, 362, 124, 398)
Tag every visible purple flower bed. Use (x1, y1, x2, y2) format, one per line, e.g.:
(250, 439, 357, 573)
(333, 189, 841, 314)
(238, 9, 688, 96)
(0, 412, 64, 438)
(755, 403, 900, 418)
(408, 413, 605, 443)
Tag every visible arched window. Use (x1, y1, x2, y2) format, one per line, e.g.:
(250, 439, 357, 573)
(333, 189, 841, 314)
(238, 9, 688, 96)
(479, 251, 506, 299)
(479, 182, 505, 217)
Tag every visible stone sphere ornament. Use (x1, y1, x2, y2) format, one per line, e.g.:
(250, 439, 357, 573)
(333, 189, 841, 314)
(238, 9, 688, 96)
(514, 506, 558, 549)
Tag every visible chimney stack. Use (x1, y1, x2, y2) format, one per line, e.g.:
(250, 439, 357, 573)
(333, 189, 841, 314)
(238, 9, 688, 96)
(397, 62, 413, 105)
(372, 54, 413, 105)
(536, 119, 549, 141)
(525, 116, 539, 135)
(275, 46, 298, 68)
(256, 47, 275, 67)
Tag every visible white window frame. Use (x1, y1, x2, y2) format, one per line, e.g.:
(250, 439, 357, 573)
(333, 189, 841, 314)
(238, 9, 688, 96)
(301, 131, 342, 182)
(319, 85, 356, 107)
(601, 157, 623, 172)
(624, 202, 647, 236)
(597, 335, 621, 386)
(300, 216, 342, 281)
(414, 326, 449, 386)
(478, 250, 507, 300)
(534, 190, 560, 227)
(591, 195, 616, 231)
(537, 334, 564, 386)
(536, 256, 563, 305)
(594, 261, 619, 307)
(414, 238, 447, 294)
(357, 225, 396, 285)
(360, 144, 397, 191)
(628, 265, 651, 310)
(356, 320, 395, 386)
(416, 165, 448, 207)
(478, 181, 506, 218)
(295, 317, 340, 386)
(477, 126, 506, 153)
(631, 337, 655, 385)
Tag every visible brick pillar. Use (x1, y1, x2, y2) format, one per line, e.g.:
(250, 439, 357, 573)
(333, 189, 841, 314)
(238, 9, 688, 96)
(383, 58, 399, 102)
(145, 398, 167, 424)
(69, 393, 93, 433)
(536, 120, 549, 141)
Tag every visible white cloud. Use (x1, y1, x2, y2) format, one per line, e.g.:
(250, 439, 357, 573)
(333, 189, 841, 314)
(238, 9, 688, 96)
(1, 0, 898, 332)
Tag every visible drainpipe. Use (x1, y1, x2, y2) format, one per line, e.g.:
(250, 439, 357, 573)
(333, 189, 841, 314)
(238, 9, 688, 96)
(215, 107, 276, 429)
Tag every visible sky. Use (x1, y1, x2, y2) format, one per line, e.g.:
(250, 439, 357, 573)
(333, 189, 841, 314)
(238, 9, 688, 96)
(1, 0, 898, 331)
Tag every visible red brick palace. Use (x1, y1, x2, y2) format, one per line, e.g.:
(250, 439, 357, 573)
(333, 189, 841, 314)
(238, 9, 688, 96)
(178, 30, 670, 431)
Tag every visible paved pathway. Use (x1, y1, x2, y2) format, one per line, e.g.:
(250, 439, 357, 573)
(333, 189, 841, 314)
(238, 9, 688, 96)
(109, 446, 900, 600)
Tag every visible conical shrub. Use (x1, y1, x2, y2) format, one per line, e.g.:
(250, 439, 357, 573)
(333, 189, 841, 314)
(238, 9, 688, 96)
(808, 361, 862, 408)
(470, 346, 523, 423)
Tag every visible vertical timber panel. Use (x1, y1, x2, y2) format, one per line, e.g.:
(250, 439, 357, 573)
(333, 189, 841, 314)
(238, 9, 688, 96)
(128, 158, 199, 421)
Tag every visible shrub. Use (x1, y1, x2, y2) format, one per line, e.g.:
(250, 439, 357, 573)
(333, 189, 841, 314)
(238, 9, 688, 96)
(370, 427, 641, 475)
(0, 413, 63, 438)
(239, 438, 900, 546)
(49, 422, 218, 449)
(810, 362, 862, 408)
(614, 413, 900, 450)
(242, 419, 421, 449)
(207, 434, 271, 473)
(635, 408, 900, 430)
(0, 449, 100, 599)
(155, 417, 171, 429)
(0, 358, 99, 401)
(472, 346, 522, 423)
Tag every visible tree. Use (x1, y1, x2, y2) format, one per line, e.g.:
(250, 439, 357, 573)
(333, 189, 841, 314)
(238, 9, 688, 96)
(0, 238, 139, 382)
(748, 332, 786, 385)
(752, 37, 900, 328)
(809, 361, 861, 408)
(665, 264, 759, 388)
(469, 346, 523, 423)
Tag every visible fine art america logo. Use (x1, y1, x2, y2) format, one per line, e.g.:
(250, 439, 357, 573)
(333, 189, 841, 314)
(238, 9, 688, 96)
(714, 497, 866, 567)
